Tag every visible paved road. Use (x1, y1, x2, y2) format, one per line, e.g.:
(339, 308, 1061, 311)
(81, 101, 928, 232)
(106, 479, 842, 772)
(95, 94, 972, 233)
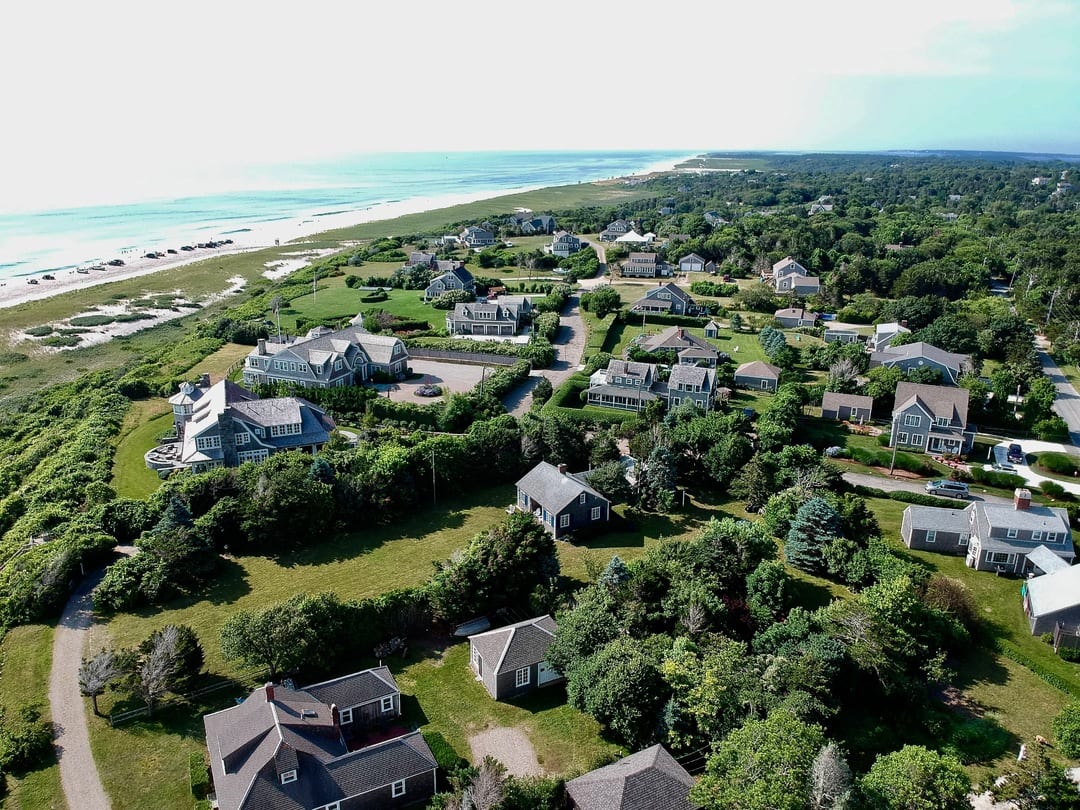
(49, 558, 124, 810)
(1037, 349, 1080, 450)
(842, 471, 1013, 506)
(503, 295, 586, 417)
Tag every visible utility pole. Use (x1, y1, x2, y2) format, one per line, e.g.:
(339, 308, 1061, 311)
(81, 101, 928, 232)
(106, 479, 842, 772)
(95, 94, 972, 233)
(431, 448, 437, 507)
(1046, 287, 1061, 327)
(888, 415, 899, 474)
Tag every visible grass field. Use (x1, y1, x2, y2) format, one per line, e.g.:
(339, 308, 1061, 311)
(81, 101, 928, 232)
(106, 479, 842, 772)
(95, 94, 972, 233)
(0, 625, 66, 810)
(278, 281, 439, 333)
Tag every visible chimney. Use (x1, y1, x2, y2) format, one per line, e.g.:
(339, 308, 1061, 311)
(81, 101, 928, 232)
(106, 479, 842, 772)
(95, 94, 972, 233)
(1014, 488, 1032, 510)
(558, 463, 568, 475)
(678, 328, 685, 339)
(257, 338, 267, 356)
(265, 683, 275, 703)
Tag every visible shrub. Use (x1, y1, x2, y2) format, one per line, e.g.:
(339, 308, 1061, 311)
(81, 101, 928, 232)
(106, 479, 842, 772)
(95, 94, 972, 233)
(969, 467, 1026, 489)
(1039, 480, 1072, 501)
(1053, 701, 1080, 756)
(1060, 647, 1080, 663)
(422, 730, 467, 771)
(0, 706, 53, 774)
(1037, 453, 1080, 476)
(24, 325, 54, 337)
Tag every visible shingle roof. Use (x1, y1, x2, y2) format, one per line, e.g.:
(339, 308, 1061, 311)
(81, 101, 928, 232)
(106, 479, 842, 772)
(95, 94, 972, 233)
(639, 326, 716, 358)
(893, 382, 969, 424)
(516, 461, 609, 514)
(735, 360, 781, 380)
(1026, 564, 1080, 618)
(678, 253, 706, 264)
(772, 256, 806, 275)
(904, 504, 971, 533)
(774, 307, 819, 320)
(354, 334, 406, 367)
(821, 392, 874, 412)
(565, 745, 696, 810)
(668, 365, 712, 388)
(873, 341, 970, 373)
(302, 667, 398, 709)
(469, 615, 558, 675)
(1026, 545, 1071, 575)
(606, 359, 656, 381)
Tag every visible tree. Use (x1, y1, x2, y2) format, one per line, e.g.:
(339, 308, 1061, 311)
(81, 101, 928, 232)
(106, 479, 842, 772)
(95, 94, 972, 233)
(135, 624, 181, 717)
(79, 649, 122, 717)
(585, 460, 633, 504)
(809, 743, 854, 810)
(598, 555, 631, 592)
(635, 445, 678, 512)
(785, 498, 842, 574)
(860, 745, 970, 810)
(730, 312, 744, 332)
(139, 624, 204, 691)
(465, 756, 507, 810)
(691, 709, 826, 810)
(991, 740, 1080, 809)
(546, 585, 621, 674)
(221, 595, 312, 680)
(530, 377, 553, 409)
(1052, 701, 1080, 757)
(581, 285, 622, 318)
(747, 560, 792, 625)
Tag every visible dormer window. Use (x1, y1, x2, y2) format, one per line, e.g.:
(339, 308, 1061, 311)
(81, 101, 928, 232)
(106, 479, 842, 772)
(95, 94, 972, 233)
(280, 770, 297, 785)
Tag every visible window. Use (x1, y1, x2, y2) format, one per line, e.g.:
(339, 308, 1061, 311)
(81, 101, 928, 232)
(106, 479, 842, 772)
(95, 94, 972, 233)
(579, 493, 586, 505)
(1047, 533, 1058, 543)
(515, 667, 531, 688)
(959, 533, 970, 547)
(903, 414, 921, 427)
(235, 432, 250, 446)
(559, 514, 570, 528)
(591, 506, 601, 521)
(1032, 531, 1042, 541)
(1006, 528, 1018, 539)
(237, 449, 270, 464)
(925, 530, 937, 544)
(672, 397, 681, 406)
(195, 435, 222, 451)
(897, 432, 910, 445)
(380, 696, 394, 713)
(280, 770, 297, 785)
(339, 707, 353, 725)
(760, 379, 769, 390)
(987, 552, 1013, 565)
(936, 417, 950, 427)
(392, 780, 406, 798)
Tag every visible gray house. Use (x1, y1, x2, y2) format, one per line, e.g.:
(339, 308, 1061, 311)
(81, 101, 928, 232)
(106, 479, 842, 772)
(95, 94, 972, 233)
(821, 392, 874, 421)
(774, 307, 819, 328)
(667, 364, 717, 410)
(423, 264, 475, 301)
(460, 226, 495, 247)
(824, 329, 861, 345)
(677, 253, 707, 274)
(1024, 563, 1080, 649)
(868, 321, 911, 353)
(586, 359, 716, 412)
(766, 257, 820, 295)
(304, 667, 402, 736)
(148, 379, 334, 475)
(870, 341, 971, 385)
(243, 325, 409, 386)
(901, 488, 1075, 574)
(566, 745, 697, 810)
(621, 252, 668, 278)
(704, 320, 722, 338)
(890, 382, 974, 455)
(203, 676, 437, 810)
(734, 360, 781, 392)
(406, 251, 437, 268)
(550, 231, 581, 258)
(468, 615, 562, 701)
(637, 326, 719, 366)
(515, 461, 611, 539)
(445, 296, 532, 337)
(599, 219, 633, 241)
(631, 283, 698, 316)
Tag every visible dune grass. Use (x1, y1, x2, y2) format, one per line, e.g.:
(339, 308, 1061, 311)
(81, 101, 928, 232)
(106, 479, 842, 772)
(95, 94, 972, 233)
(0, 625, 66, 810)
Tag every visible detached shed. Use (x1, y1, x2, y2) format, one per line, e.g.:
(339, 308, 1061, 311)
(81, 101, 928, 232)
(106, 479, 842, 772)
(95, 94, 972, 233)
(734, 360, 781, 392)
(821, 392, 874, 422)
(468, 615, 562, 701)
(1024, 563, 1080, 648)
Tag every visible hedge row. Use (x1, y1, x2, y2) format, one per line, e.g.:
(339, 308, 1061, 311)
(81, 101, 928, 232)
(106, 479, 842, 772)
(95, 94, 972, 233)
(848, 446, 936, 476)
(994, 639, 1080, 699)
(969, 467, 1027, 490)
(616, 311, 708, 329)
(189, 752, 209, 799)
(850, 484, 962, 508)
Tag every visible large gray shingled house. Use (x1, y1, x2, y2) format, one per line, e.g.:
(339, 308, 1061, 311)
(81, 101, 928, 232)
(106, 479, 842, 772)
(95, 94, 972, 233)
(468, 615, 563, 700)
(244, 324, 409, 387)
(203, 670, 437, 810)
(515, 461, 611, 539)
(889, 381, 974, 455)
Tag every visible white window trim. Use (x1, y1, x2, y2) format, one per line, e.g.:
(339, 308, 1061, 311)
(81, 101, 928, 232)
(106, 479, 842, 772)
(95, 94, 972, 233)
(591, 506, 601, 521)
(280, 770, 297, 785)
(897, 432, 910, 445)
(903, 413, 921, 427)
(1032, 531, 1042, 541)
(559, 514, 570, 528)
(515, 667, 531, 688)
(1047, 532, 1058, 543)
(987, 551, 1013, 565)
(925, 530, 937, 544)
(579, 493, 586, 504)
(1006, 528, 1019, 539)
(392, 779, 406, 798)
(959, 533, 970, 547)
(339, 707, 353, 725)
(380, 696, 394, 713)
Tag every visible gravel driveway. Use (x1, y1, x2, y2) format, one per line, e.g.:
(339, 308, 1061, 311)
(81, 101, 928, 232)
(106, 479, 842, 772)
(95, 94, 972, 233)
(469, 727, 543, 776)
(503, 295, 586, 417)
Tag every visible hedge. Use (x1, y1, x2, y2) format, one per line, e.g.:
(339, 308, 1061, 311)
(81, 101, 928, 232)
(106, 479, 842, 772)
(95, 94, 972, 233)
(1037, 453, 1080, 476)
(189, 751, 209, 799)
(849, 446, 935, 476)
(616, 311, 708, 329)
(994, 639, 1080, 699)
(851, 484, 954, 508)
(423, 730, 467, 772)
(969, 467, 1026, 489)
(546, 374, 590, 410)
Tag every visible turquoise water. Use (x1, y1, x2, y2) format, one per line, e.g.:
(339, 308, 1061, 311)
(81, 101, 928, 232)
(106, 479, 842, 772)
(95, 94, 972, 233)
(0, 150, 685, 279)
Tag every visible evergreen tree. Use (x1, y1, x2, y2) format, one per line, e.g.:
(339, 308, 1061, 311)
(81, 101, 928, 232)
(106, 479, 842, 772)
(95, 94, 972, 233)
(785, 498, 842, 574)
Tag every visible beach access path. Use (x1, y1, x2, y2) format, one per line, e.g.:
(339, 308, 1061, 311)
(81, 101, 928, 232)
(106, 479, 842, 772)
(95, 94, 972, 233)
(49, 547, 134, 810)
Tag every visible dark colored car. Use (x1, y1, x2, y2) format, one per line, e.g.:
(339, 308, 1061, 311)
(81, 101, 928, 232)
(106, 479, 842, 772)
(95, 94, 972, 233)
(1007, 443, 1024, 464)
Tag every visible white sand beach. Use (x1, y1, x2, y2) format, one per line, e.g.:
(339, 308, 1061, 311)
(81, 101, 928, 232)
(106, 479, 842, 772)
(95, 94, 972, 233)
(0, 155, 692, 312)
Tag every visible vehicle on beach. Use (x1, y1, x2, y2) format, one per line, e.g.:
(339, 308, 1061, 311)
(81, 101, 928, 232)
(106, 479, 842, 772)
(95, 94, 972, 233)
(26, 278, 38, 285)
(166, 248, 178, 254)
(41, 274, 55, 280)
(107, 259, 124, 266)
(76, 267, 90, 274)
(924, 479, 970, 499)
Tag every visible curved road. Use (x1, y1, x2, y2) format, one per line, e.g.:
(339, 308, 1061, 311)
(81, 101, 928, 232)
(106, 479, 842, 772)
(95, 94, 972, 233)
(842, 472, 1013, 506)
(1037, 349, 1080, 451)
(49, 549, 133, 810)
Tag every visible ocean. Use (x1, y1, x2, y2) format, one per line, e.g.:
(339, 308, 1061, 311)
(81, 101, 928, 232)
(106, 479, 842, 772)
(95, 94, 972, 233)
(0, 150, 687, 280)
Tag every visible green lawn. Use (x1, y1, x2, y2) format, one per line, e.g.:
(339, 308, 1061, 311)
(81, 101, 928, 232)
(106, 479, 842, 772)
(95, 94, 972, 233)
(277, 281, 438, 333)
(396, 642, 620, 776)
(0, 625, 66, 810)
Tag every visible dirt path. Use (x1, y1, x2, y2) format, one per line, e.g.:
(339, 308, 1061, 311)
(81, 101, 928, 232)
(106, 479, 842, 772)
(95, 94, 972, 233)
(49, 572, 112, 810)
(469, 727, 543, 776)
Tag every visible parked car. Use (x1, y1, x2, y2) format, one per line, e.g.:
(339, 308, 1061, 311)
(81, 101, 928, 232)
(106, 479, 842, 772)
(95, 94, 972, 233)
(925, 480, 970, 499)
(984, 462, 1017, 473)
(1007, 443, 1024, 464)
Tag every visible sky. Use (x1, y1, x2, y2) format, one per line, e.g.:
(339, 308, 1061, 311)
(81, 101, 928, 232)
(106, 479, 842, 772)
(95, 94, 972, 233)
(1, 0, 1079, 210)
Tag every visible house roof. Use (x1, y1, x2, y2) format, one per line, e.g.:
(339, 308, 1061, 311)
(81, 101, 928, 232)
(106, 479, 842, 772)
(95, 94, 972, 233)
(634, 283, 694, 306)
(1026, 545, 1072, 575)
(468, 615, 558, 675)
(586, 383, 661, 403)
(772, 256, 808, 276)
(616, 232, 650, 243)
(516, 461, 609, 514)
(354, 334, 406, 367)
(874, 321, 911, 337)
(169, 381, 206, 406)
(873, 341, 970, 372)
(974, 502, 1072, 541)
(893, 382, 969, 425)
(449, 301, 522, 324)
(407, 251, 435, 266)
(704, 320, 721, 331)
(668, 365, 713, 389)
(904, 504, 971, 534)
(303, 667, 398, 709)
(1026, 564, 1080, 618)
(204, 675, 435, 810)
(606, 359, 656, 381)
(774, 307, 819, 321)
(678, 253, 706, 264)
(735, 360, 781, 380)
(821, 392, 874, 412)
(565, 745, 696, 810)
(639, 326, 716, 357)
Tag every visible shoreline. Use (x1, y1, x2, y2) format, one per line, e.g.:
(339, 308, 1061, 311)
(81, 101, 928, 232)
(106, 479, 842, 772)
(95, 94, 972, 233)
(0, 153, 696, 311)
